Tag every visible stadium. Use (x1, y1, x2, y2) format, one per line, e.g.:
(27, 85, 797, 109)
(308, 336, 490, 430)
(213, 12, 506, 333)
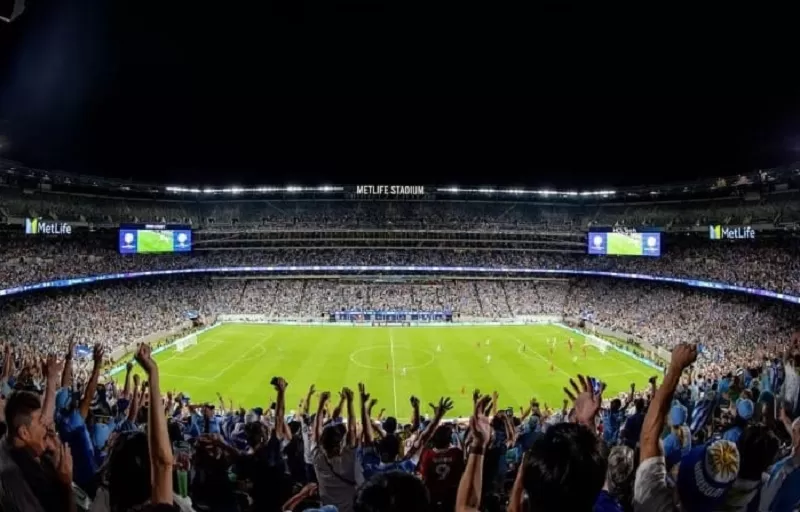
(1, 159, 800, 511)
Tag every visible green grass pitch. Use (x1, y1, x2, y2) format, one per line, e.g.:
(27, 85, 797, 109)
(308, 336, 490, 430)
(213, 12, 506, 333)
(137, 230, 174, 253)
(606, 233, 642, 256)
(129, 323, 658, 418)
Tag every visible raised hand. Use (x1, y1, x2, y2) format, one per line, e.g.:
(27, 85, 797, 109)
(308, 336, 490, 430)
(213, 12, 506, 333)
(133, 373, 141, 386)
(45, 354, 64, 381)
(472, 389, 481, 404)
(563, 374, 602, 427)
(319, 391, 331, 405)
(126, 361, 133, 372)
(273, 377, 288, 392)
(432, 397, 454, 418)
(93, 345, 105, 363)
(470, 395, 492, 448)
(341, 387, 354, 401)
(670, 344, 698, 372)
(134, 344, 156, 376)
(358, 382, 370, 403)
(410, 395, 420, 408)
(368, 398, 378, 412)
(308, 384, 316, 396)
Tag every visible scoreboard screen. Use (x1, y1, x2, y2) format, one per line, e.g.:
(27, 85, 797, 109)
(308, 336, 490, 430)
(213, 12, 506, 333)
(588, 232, 661, 257)
(118, 224, 192, 254)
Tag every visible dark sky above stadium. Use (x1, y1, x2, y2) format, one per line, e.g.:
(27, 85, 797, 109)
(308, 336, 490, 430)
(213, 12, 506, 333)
(0, 1, 797, 188)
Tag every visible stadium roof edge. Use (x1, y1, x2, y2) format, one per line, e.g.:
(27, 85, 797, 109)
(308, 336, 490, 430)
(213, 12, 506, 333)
(1, 158, 798, 200)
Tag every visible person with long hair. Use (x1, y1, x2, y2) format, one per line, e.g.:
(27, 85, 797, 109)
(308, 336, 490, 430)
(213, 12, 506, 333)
(663, 403, 691, 471)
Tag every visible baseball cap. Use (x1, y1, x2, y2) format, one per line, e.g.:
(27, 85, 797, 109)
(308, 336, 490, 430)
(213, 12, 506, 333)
(676, 440, 740, 511)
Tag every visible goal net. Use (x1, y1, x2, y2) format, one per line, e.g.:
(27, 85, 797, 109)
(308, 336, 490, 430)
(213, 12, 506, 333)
(582, 334, 610, 355)
(175, 334, 198, 352)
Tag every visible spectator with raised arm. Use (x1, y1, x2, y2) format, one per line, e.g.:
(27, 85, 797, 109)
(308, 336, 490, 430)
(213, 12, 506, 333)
(634, 343, 741, 511)
(360, 394, 453, 479)
(312, 389, 363, 512)
(517, 374, 606, 511)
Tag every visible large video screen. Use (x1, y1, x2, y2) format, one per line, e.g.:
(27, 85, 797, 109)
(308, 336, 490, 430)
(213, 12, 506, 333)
(119, 227, 192, 254)
(587, 232, 661, 257)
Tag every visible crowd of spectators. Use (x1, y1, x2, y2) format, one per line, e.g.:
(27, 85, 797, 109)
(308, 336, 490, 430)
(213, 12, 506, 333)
(1, 189, 800, 511)
(0, 327, 799, 511)
(2, 186, 799, 229)
(2, 240, 800, 296)
(1, 277, 795, 380)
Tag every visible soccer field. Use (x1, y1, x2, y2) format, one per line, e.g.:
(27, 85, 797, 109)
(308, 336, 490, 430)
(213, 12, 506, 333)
(133, 323, 658, 418)
(137, 230, 174, 253)
(606, 233, 642, 256)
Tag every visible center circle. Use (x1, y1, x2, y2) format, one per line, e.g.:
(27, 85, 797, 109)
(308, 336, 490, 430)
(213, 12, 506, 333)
(349, 346, 435, 371)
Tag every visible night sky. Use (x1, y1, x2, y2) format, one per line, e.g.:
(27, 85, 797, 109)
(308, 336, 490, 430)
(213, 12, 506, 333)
(0, 1, 797, 188)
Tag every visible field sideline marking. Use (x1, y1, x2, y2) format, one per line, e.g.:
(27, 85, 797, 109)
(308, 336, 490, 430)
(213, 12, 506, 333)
(389, 329, 398, 417)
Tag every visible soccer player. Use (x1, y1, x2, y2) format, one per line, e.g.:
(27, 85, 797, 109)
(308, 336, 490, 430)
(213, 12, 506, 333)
(550, 361, 554, 372)
(419, 425, 464, 511)
(486, 339, 491, 346)
(582, 345, 588, 359)
(386, 363, 389, 371)
(486, 355, 491, 364)
(568, 338, 574, 352)
(402, 367, 407, 376)
(436, 345, 442, 353)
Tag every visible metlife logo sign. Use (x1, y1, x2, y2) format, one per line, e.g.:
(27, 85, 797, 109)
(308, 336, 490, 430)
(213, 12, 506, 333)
(709, 225, 755, 240)
(24, 218, 73, 235)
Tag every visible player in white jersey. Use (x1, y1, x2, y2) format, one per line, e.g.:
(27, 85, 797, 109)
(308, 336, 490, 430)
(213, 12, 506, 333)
(486, 339, 491, 345)
(401, 367, 407, 376)
(486, 354, 491, 364)
(436, 344, 442, 352)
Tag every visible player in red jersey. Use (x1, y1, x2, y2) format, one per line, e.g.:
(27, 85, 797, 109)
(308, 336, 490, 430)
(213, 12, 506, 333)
(386, 363, 389, 371)
(419, 424, 464, 510)
(461, 386, 466, 395)
(550, 361, 555, 372)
